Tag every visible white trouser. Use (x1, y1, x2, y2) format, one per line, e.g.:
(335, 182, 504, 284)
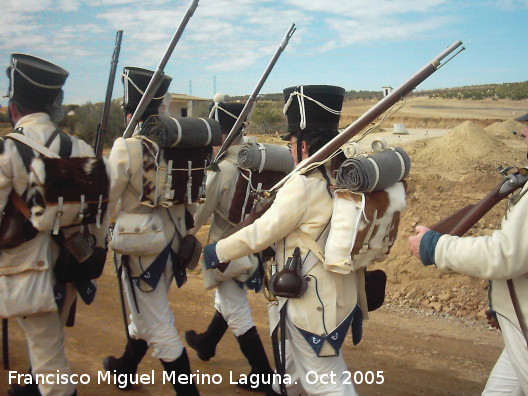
(482, 316, 528, 395)
(214, 279, 254, 337)
(123, 258, 184, 362)
(272, 315, 358, 396)
(16, 283, 77, 396)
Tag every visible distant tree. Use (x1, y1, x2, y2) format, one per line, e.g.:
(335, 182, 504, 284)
(246, 101, 286, 134)
(59, 101, 123, 147)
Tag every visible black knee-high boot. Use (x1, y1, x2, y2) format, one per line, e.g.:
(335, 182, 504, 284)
(103, 338, 148, 390)
(160, 349, 200, 395)
(184, 310, 228, 361)
(236, 326, 275, 393)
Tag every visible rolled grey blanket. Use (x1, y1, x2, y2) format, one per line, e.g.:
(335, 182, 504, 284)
(237, 142, 294, 173)
(139, 115, 222, 148)
(336, 147, 411, 192)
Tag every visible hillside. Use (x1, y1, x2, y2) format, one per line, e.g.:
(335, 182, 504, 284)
(228, 81, 528, 102)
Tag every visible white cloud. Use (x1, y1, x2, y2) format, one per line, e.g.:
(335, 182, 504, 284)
(95, 1, 308, 73)
(320, 15, 454, 51)
(58, 0, 81, 11)
(487, 0, 528, 9)
(284, 0, 450, 18)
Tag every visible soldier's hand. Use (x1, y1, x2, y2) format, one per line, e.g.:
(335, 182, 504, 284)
(408, 225, 431, 259)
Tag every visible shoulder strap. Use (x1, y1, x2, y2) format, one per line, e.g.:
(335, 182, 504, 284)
(44, 129, 60, 148)
(7, 133, 60, 159)
(58, 132, 72, 158)
(296, 229, 325, 263)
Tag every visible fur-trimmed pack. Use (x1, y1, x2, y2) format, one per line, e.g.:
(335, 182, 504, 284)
(228, 143, 294, 224)
(324, 182, 406, 273)
(138, 137, 212, 206)
(27, 156, 110, 232)
(4, 130, 111, 285)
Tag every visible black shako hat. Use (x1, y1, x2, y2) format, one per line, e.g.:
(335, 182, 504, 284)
(6, 53, 69, 108)
(282, 85, 345, 141)
(122, 66, 172, 115)
(210, 102, 245, 134)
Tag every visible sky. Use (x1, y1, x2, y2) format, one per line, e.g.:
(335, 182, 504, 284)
(0, 0, 527, 106)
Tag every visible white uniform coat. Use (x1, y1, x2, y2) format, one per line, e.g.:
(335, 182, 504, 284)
(0, 113, 94, 313)
(193, 146, 239, 243)
(0, 112, 93, 396)
(193, 146, 256, 335)
(216, 167, 361, 356)
(194, 146, 244, 289)
(108, 135, 188, 361)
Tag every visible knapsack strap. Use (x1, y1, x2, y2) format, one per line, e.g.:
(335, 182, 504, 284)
(7, 133, 60, 159)
(58, 131, 72, 158)
(44, 129, 60, 148)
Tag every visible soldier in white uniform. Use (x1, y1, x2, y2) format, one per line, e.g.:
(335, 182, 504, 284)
(1, 54, 95, 396)
(103, 67, 200, 395)
(409, 126, 528, 395)
(203, 86, 361, 396)
(185, 100, 274, 392)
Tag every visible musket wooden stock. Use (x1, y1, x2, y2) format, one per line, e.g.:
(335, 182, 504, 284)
(432, 173, 528, 237)
(431, 204, 474, 234)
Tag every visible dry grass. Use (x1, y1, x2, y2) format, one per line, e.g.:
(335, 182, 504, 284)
(340, 97, 528, 128)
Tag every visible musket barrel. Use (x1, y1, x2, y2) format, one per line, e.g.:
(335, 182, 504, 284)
(214, 23, 296, 162)
(270, 40, 464, 191)
(435, 40, 463, 63)
(123, 0, 199, 138)
(95, 30, 123, 158)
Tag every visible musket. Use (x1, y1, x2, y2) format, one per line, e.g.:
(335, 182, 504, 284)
(226, 41, 465, 234)
(431, 168, 528, 236)
(114, 253, 131, 341)
(213, 23, 297, 163)
(270, 40, 465, 192)
(123, 0, 199, 138)
(94, 30, 123, 158)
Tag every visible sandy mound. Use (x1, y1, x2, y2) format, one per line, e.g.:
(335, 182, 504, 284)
(485, 119, 526, 139)
(409, 121, 524, 173)
(374, 120, 528, 321)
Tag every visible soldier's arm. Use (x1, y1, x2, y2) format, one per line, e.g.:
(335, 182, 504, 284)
(107, 137, 131, 216)
(192, 170, 222, 233)
(215, 174, 307, 262)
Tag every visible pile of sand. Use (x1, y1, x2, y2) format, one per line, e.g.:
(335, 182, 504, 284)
(409, 121, 524, 173)
(375, 119, 528, 320)
(485, 119, 526, 139)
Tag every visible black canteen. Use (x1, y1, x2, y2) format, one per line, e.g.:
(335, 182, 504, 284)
(269, 247, 307, 299)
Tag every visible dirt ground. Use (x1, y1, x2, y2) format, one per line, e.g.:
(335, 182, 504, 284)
(2, 100, 528, 395)
(1, 271, 503, 396)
